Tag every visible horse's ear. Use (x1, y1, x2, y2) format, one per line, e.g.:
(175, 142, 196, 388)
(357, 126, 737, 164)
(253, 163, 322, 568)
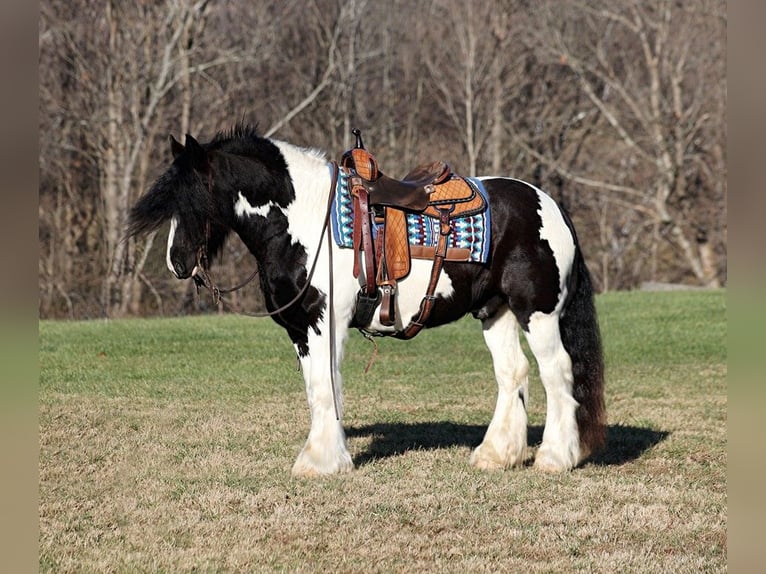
(184, 133, 208, 172)
(169, 134, 184, 158)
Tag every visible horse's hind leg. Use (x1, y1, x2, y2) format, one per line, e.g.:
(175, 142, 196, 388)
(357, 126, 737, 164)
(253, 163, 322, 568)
(524, 312, 581, 472)
(470, 306, 530, 470)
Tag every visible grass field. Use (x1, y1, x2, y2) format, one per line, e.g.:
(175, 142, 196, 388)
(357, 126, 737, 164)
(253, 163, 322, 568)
(39, 290, 727, 573)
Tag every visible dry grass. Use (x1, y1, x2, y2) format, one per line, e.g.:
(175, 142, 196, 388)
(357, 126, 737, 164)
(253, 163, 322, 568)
(39, 291, 727, 573)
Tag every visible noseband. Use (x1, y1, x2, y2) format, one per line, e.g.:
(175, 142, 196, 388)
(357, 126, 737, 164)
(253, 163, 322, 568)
(192, 218, 259, 306)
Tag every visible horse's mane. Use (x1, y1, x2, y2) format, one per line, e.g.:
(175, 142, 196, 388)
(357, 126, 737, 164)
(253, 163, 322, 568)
(206, 123, 299, 187)
(211, 123, 261, 146)
(208, 123, 267, 157)
(128, 122, 293, 240)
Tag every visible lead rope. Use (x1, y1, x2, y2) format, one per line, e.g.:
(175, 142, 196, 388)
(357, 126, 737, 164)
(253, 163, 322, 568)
(327, 191, 341, 420)
(361, 332, 379, 374)
(196, 163, 343, 420)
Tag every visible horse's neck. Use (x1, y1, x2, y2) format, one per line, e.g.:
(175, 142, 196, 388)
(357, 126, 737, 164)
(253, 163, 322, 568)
(230, 141, 332, 266)
(273, 140, 334, 222)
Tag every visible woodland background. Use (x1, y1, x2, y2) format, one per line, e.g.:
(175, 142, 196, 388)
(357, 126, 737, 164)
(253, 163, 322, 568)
(38, 0, 727, 319)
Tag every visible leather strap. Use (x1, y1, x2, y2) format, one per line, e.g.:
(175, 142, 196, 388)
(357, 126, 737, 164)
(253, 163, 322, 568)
(378, 281, 396, 326)
(351, 179, 377, 296)
(397, 207, 452, 340)
(374, 207, 391, 326)
(352, 184, 362, 279)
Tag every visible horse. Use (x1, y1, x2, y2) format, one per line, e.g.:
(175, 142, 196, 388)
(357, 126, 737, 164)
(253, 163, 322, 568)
(128, 124, 605, 477)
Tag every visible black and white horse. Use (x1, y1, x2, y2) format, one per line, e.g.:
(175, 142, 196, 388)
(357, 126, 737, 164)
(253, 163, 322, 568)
(128, 125, 605, 476)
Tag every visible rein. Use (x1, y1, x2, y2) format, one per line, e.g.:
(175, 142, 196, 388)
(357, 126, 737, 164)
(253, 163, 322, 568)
(193, 247, 260, 307)
(194, 161, 343, 420)
(194, 162, 339, 319)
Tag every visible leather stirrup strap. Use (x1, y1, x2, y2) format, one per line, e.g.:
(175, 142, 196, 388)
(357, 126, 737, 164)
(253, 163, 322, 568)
(352, 185, 362, 279)
(377, 219, 396, 327)
(379, 281, 396, 326)
(351, 179, 376, 295)
(397, 207, 452, 340)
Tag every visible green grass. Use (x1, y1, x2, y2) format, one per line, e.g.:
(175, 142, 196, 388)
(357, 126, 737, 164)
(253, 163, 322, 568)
(39, 290, 726, 573)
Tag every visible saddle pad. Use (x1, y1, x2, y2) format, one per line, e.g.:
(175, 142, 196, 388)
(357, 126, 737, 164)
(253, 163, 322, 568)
(331, 166, 491, 264)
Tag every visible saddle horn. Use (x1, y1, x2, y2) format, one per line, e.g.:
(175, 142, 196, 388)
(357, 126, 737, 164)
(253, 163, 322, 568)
(342, 128, 378, 180)
(352, 128, 365, 149)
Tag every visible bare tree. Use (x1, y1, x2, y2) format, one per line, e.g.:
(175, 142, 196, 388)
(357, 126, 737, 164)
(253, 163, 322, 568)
(421, 0, 525, 176)
(39, 0, 293, 317)
(529, 0, 726, 287)
(39, 0, 727, 318)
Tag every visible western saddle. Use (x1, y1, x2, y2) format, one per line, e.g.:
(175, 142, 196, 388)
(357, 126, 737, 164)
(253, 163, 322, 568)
(341, 129, 486, 339)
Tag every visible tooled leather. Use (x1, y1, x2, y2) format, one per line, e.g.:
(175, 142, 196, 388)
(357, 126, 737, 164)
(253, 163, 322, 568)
(422, 176, 486, 218)
(382, 208, 410, 281)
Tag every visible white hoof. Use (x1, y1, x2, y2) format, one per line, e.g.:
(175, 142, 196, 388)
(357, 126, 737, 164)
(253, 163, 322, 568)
(470, 441, 526, 471)
(533, 445, 577, 473)
(291, 444, 354, 477)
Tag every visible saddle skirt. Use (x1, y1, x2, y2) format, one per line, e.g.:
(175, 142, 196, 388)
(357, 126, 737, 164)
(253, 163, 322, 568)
(331, 166, 491, 265)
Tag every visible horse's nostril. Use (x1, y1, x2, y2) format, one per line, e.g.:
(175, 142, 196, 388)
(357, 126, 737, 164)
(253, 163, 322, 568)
(174, 261, 186, 277)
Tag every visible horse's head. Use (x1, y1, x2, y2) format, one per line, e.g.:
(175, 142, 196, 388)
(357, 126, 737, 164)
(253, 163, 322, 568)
(128, 134, 230, 282)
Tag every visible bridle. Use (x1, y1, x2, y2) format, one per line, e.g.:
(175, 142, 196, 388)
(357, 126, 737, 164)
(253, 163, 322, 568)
(190, 160, 344, 420)
(191, 167, 260, 307)
(192, 162, 339, 319)
(192, 236, 259, 309)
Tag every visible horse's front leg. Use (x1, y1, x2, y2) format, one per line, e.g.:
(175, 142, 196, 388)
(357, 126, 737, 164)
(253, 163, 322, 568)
(470, 307, 530, 470)
(291, 327, 353, 477)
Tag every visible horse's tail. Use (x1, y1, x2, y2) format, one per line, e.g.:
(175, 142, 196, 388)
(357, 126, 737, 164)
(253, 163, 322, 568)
(560, 240, 606, 460)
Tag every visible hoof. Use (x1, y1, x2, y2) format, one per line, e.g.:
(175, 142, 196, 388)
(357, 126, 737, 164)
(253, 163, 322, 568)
(291, 445, 354, 477)
(533, 446, 575, 473)
(470, 442, 525, 471)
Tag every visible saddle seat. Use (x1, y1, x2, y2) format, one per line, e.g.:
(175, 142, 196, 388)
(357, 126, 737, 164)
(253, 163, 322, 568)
(365, 161, 450, 212)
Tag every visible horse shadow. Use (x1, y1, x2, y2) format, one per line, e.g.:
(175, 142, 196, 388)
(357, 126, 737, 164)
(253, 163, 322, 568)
(345, 421, 669, 467)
